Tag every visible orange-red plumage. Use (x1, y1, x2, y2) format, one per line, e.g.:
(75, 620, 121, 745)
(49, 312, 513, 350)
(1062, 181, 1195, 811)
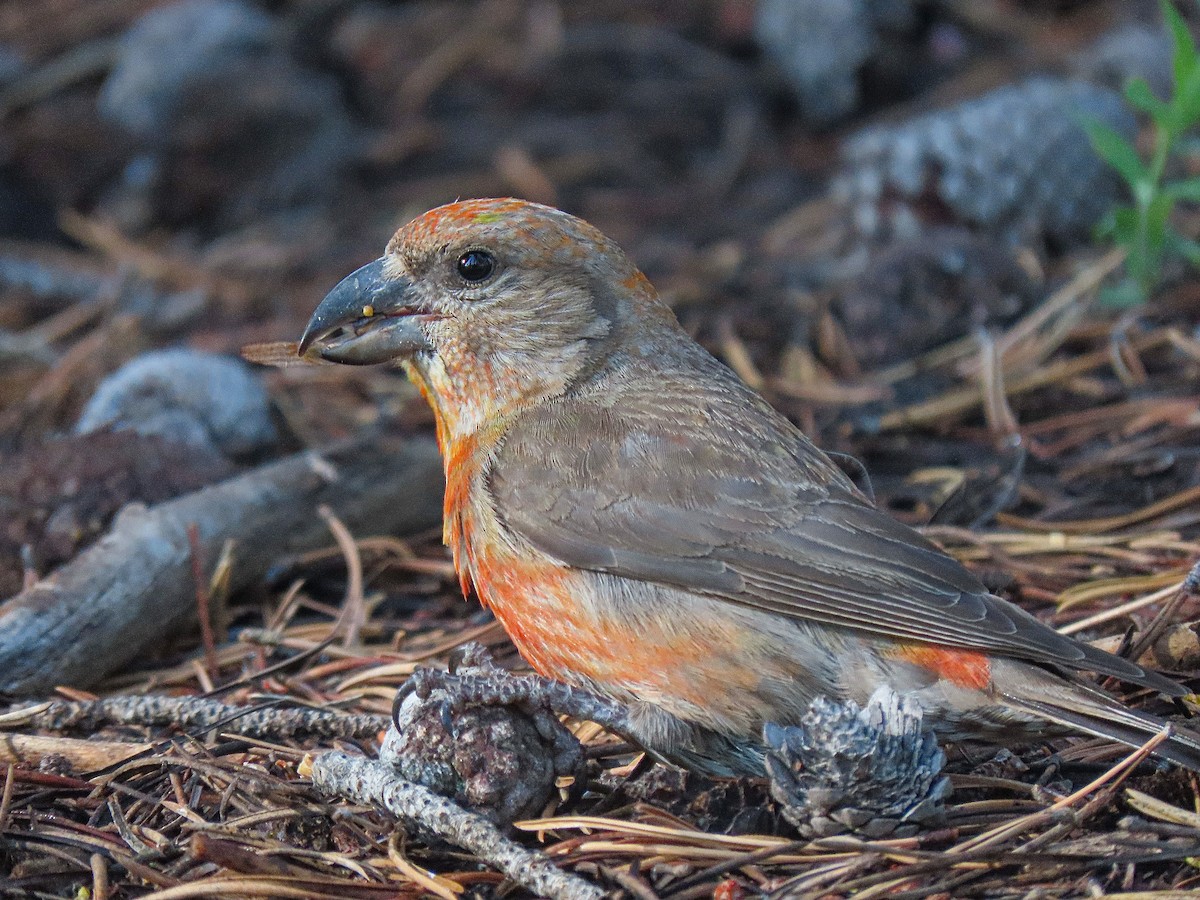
(889, 645, 992, 691)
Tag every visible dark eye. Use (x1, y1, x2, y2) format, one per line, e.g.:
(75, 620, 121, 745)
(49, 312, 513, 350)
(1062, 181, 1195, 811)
(456, 250, 495, 283)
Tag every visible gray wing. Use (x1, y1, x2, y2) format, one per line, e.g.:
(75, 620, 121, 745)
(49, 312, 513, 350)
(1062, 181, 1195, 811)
(489, 378, 1181, 695)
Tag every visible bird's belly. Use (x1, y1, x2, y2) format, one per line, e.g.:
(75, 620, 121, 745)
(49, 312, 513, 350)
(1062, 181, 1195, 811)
(468, 544, 845, 736)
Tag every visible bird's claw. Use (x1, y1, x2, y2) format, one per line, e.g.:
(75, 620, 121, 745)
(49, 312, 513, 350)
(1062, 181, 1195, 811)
(393, 667, 457, 731)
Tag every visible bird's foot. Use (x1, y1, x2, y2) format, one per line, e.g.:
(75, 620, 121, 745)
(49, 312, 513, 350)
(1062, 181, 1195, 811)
(394, 642, 632, 745)
(396, 647, 784, 782)
(764, 687, 951, 838)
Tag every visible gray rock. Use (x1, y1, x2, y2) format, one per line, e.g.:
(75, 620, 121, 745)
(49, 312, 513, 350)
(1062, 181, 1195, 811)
(754, 0, 919, 124)
(75, 349, 276, 458)
(1074, 21, 1174, 99)
(97, 0, 360, 225)
(0, 44, 27, 86)
(755, 0, 876, 125)
(98, 0, 275, 139)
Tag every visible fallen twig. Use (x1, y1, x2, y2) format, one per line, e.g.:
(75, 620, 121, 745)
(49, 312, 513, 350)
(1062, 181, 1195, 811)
(0, 733, 150, 769)
(0, 437, 442, 695)
(309, 750, 604, 900)
(879, 329, 1173, 431)
(0, 695, 389, 741)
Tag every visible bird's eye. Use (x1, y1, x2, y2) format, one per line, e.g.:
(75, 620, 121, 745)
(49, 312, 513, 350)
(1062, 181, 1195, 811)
(456, 250, 495, 283)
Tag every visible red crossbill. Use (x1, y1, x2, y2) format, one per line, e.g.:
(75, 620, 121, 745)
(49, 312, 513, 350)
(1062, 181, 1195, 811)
(299, 198, 1199, 774)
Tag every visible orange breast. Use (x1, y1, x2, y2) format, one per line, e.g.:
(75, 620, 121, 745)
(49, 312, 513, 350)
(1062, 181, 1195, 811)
(458, 517, 766, 724)
(437, 429, 765, 726)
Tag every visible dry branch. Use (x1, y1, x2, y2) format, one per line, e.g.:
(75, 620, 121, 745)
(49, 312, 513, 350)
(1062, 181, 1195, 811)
(0, 437, 443, 696)
(0, 733, 150, 769)
(2, 695, 390, 741)
(309, 750, 604, 900)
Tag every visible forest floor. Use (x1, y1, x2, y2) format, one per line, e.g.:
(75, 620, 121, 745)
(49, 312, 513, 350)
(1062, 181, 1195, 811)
(1, 0, 1199, 897)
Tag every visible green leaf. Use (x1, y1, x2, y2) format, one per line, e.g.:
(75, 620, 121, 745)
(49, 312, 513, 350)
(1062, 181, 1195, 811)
(1108, 204, 1153, 293)
(1146, 191, 1174, 241)
(1164, 0, 1198, 90)
(1169, 59, 1200, 134)
(1081, 117, 1146, 187)
(1110, 206, 1142, 244)
(1125, 78, 1170, 121)
(1162, 0, 1200, 134)
(1165, 175, 1200, 201)
(1124, 195, 1172, 296)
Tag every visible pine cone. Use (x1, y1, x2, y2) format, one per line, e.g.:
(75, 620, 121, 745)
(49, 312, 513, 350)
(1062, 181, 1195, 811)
(382, 644, 582, 825)
(835, 77, 1137, 243)
(764, 687, 951, 838)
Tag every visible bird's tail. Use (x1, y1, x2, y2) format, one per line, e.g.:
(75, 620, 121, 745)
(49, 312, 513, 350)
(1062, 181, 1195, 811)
(999, 670, 1200, 772)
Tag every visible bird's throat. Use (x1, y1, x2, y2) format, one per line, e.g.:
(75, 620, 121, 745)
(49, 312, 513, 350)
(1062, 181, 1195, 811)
(399, 355, 514, 600)
(400, 345, 578, 450)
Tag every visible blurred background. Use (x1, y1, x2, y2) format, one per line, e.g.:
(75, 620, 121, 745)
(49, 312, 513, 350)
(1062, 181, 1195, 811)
(0, 0, 1174, 335)
(1, 0, 1196, 597)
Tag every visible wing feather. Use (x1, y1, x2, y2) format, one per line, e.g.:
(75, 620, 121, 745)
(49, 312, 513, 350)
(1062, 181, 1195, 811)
(489, 374, 1181, 695)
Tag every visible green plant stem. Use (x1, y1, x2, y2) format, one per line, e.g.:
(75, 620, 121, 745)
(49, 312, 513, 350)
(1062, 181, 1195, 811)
(1131, 125, 1174, 296)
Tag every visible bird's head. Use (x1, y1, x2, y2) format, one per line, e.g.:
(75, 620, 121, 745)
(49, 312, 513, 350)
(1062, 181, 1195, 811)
(300, 198, 678, 440)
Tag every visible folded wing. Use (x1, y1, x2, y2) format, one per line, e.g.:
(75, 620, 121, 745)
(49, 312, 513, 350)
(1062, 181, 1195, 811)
(490, 380, 1182, 696)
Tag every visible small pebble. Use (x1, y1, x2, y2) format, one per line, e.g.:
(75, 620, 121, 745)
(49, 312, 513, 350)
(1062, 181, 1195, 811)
(1073, 21, 1174, 99)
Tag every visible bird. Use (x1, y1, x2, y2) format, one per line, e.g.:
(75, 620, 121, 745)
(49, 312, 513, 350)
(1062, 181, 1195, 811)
(298, 197, 1200, 775)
